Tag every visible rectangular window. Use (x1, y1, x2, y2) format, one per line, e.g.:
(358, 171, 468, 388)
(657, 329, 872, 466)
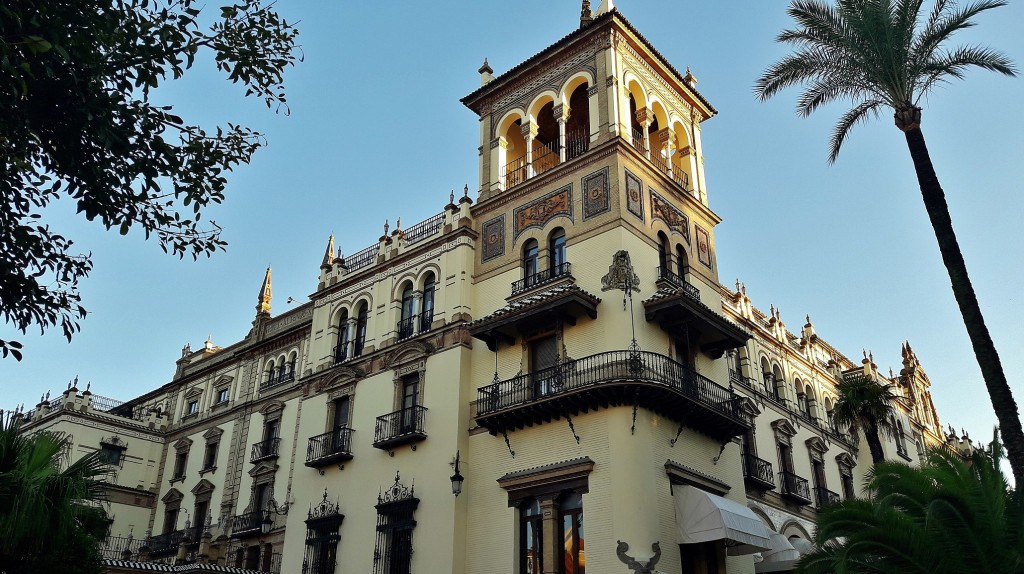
(680, 541, 722, 574)
(333, 396, 351, 430)
(520, 500, 544, 574)
(778, 443, 794, 474)
(172, 451, 188, 480)
(194, 499, 210, 533)
(841, 472, 856, 500)
(99, 444, 124, 466)
(560, 501, 585, 574)
(400, 375, 420, 433)
(163, 507, 179, 534)
(187, 400, 199, 415)
(530, 335, 559, 396)
(202, 442, 218, 471)
(373, 499, 418, 574)
(216, 388, 230, 404)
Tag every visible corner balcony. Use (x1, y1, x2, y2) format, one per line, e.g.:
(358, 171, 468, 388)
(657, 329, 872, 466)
(475, 350, 750, 443)
(644, 282, 750, 359)
(742, 453, 776, 491)
(780, 471, 812, 505)
(372, 406, 427, 451)
(305, 427, 354, 469)
(499, 131, 590, 191)
(469, 283, 600, 351)
(250, 437, 281, 463)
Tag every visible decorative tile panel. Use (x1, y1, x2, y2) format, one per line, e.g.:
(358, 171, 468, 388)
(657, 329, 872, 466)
(582, 168, 611, 221)
(695, 224, 713, 268)
(481, 215, 506, 262)
(513, 185, 573, 239)
(650, 190, 690, 244)
(625, 169, 644, 221)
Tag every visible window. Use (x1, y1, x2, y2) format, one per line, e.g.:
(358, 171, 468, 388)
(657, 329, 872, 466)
(194, 498, 210, 534)
(202, 442, 219, 471)
(172, 451, 188, 480)
(398, 283, 415, 340)
(674, 244, 687, 277)
(216, 388, 230, 404)
(99, 443, 125, 466)
(336, 311, 351, 362)
(421, 274, 435, 332)
(680, 541, 722, 574)
(400, 375, 420, 433)
(162, 506, 180, 534)
(354, 305, 368, 357)
(333, 396, 351, 430)
(559, 492, 585, 574)
(657, 231, 670, 273)
(303, 495, 344, 574)
(530, 335, 559, 397)
(840, 470, 855, 500)
(523, 240, 539, 284)
(373, 474, 418, 574)
(187, 400, 199, 415)
(549, 228, 566, 269)
(520, 499, 543, 574)
(895, 420, 909, 457)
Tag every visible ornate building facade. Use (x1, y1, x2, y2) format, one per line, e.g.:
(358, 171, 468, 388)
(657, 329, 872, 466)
(14, 4, 970, 574)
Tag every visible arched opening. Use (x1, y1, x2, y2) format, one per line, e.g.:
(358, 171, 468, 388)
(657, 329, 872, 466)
(674, 244, 688, 279)
(500, 115, 528, 188)
(549, 228, 567, 271)
(532, 100, 559, 175)
(565, 83, 590, 159)
(648, 100, 669, 173)
(657, 231, 670, 278)
(895, 420, 908, 456)
(283, 352, 297, 382)
(354, 303, 368, 357)
(671, 119, 694, 190)
(421, 272, 436, 333)
(398, 282, 415, 340)
(523, 239, 539, 287)
(335, 309, 350, 363)
(760, 357, 773, 394)
(772, 364, 786, 402)
(628, 93, 646, 153)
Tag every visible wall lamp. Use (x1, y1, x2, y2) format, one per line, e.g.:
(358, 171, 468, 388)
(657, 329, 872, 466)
(450, 450, 465, 497)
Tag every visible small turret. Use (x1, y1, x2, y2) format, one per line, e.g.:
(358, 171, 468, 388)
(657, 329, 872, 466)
(478, 58, 494, 86)
(256, 266, 272, 316)
(321, 235, 336, 270)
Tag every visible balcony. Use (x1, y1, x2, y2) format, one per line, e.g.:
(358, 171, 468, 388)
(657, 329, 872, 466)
(814, 486, 841, 508)
(629, 128, 692, 192)
(260, 370, 295, 391)
(780, 471, 812, 505)
(145, 530, 185, 556)
(511, 262, 573, 296)
(656, 266, 698, 301)
(644, 285, 749, 360)
(305, 427, 354, 468)
(396, 311, 434, 342)
(230, 510, 268, 538)
(475, 350, 750, 443)
(250, 437, 281, 463)
(499, 130, 590, 191)
(469, 283, 600, 351)
(742, 453, 776, 491)
(333, 343, 348, 364)
(372, 406, 427, 451)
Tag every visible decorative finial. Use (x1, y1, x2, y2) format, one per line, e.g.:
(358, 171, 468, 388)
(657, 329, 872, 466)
(383, 219, 389, 236)
(478, 58, 493, 75)
(463, 184, 469, 198)
(396, 217, 401, 231)
(580, 0, 593, 27)
(321, 234, 336, 269)
(450, 189, 455, 204)
(257, 266, 272, 315)
(805, 314, 811, 325)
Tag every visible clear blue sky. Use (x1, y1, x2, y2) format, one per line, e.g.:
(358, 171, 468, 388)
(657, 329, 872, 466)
(3, 1, 1022, 448)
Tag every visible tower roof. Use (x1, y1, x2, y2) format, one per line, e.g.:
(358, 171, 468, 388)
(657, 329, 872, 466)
(256, 266, 272, 315)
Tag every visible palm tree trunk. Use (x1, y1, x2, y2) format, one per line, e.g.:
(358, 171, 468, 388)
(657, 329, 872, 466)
(903, 125, 1024, 485)
(861, 415, 886, 464)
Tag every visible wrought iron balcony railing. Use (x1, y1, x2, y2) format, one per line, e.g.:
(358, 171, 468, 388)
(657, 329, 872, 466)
(814, 486, 841, 508)
(396, 315, 417, 341)
(475, 350, 749, 442)
(532, 141, 560, 175)
(631, 127, 648, 155)
(305, 427, 354, 468)
(781, 470, 812, 504)
(333, 343, 348, 364)
(251, 437, 281, 463)
(230, 510, 268, 538)
(373, 405, 427, 450)
(656, 266, 699, 301)
(511, 262, 573, 295)
(261, 370, 294, 391)
(742, 453, 775, 490)
(420, 309, 434, 333)
(145, 530, 184, 555)
(566, 130, 589, 160)
(502, 156, 528, 188)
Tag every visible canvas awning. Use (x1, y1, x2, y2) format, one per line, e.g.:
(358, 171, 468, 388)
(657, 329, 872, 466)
(754, 534, 812, 573)
(672, 485, 771, 555)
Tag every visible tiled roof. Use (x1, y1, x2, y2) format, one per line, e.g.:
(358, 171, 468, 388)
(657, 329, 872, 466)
(470, 283, 601, 328)
(102, 560, 264, 573)
(498, 457, 595, 482)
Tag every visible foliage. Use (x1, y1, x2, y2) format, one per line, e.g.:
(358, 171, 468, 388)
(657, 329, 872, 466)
(0, 413, 109, 573)
(755, 0, 1016, 162)
(755, 0, 1024, 486)
(798, 431, 1024, 574)
(0, 0, 301, 360)
(831, 374, 901, 463)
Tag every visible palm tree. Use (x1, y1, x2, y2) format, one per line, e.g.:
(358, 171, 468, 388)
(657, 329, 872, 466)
(797, 431, 1023, 574)
(0, 411, 108, 573)
(831, 375, 901, 464)
(754, 0, 1024, 485)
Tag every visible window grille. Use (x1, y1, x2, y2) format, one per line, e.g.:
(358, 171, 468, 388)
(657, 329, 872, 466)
(303, 491, 344, 574)
(373, 472, 419, 574)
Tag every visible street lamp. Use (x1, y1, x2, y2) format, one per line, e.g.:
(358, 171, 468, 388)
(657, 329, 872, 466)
(260, 511, 273, 535)
(450, 450, 464, 497)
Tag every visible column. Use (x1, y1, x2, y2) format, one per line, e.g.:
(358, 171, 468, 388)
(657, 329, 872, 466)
(554, 104, 568, 163)
(522, 121, 538, 178)
(345, 318, 357, 358)
(491, 137, 507, 192)
(539, 494, 560, 574)
(635, 107, 651, 159)
(411, 291, 423, 336)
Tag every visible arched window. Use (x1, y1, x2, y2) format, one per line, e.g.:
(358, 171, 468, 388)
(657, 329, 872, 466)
(421, 273, 436, 333)
(354, 304, 368, 357)
(772, 365, 785, 402)
(895, 420, 908, 457)
(335, 310, 350, 363)
(566, 83, 591, 159)
(657, 231, 670, 279)
(549, 228, 566, 271)
(523, 239, 539, 285)
(398, 283, 415, 340)
(760, 357, 773, 394)
(675, 244, 687, 277)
